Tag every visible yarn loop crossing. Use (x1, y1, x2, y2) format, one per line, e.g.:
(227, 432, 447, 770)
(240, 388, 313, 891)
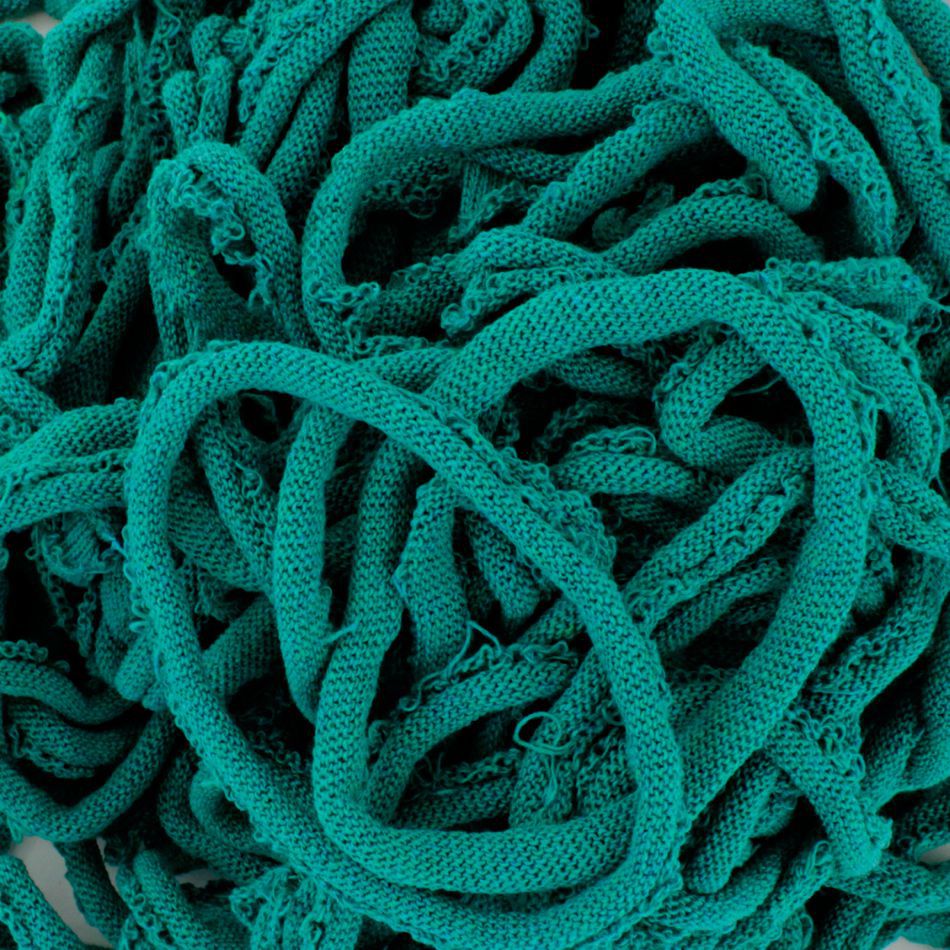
(0, 0, 945, 947)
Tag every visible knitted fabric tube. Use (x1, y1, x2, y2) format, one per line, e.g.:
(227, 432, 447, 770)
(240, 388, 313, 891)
(0, 0, 945, 948)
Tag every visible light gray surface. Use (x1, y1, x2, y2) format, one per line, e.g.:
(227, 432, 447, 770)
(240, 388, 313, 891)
(4, 8, 947, 950)
(12, 838, 109, 946)
(17, 10, 55, 34)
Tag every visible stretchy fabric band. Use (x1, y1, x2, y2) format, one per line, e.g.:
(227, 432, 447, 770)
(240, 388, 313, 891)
(0, 0, 946, 947)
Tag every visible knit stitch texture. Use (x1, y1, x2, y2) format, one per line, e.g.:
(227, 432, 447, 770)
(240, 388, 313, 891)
(0, 0, 946, 947)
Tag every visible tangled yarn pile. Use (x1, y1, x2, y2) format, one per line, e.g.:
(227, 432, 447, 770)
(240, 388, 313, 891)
(0, 0, 947, 947)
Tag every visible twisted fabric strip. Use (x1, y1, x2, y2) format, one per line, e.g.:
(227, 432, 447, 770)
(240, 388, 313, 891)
(0, 0, 945, 947)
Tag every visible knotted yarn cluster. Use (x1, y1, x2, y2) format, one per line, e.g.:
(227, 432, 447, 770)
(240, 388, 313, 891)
(0, 0, 946, 947)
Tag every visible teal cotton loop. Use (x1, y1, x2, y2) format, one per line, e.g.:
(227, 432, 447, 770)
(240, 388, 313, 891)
(0, 0, 944, 948)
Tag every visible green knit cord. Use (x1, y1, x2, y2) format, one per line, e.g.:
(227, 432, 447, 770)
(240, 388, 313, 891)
(0, 0, 945, 947)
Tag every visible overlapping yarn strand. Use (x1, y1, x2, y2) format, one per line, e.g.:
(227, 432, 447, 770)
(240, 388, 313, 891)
(0, 0, 945, 947)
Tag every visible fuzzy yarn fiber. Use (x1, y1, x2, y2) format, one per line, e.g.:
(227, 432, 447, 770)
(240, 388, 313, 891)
(0, 0, 946, 947)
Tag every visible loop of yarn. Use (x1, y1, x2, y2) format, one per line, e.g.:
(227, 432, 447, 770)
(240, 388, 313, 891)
(0, 0, 945, 948)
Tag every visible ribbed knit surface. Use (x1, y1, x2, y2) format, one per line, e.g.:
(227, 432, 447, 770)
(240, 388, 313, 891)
(0, 0, 946, 947)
